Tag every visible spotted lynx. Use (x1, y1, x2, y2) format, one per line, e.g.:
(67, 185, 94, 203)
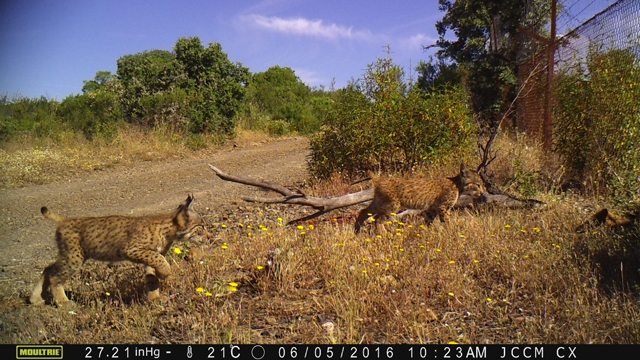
(30, 195, 208, 306)
(355, 163, 486, 234)
(575, 208, 639, 233)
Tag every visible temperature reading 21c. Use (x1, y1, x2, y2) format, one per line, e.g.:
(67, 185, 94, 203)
(208, 345, 240, 358)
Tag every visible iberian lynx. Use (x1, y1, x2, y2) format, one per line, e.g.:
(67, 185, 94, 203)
(30, 195, 208, 306)
(355, 163, 485, 234)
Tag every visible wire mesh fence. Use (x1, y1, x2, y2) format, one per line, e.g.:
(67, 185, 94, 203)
(517, 0, 640, 201)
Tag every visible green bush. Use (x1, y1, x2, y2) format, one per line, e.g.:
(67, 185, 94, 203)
(246, 66, 321, 134)
(116, 37, 250, 137)
(0, 89, 123, 145)
(309, 55, 477, 179)
(185, 133, 208, 150)
(0, 96, 64, 142)
(266, 119, 290, 136)
(57, 89, 122, 140)
(554, 47, 640, 205)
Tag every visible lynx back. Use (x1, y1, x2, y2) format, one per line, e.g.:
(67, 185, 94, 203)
(355, 163, 485, 234)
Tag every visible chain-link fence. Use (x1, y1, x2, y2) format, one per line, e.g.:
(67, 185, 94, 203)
(517, 0, 640, 201)
(517, 0, 640, 136)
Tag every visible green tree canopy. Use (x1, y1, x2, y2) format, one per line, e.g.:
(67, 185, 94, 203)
(82, 71, 116, 94)
(115, 37, 250, 135)
(434, 0, 549, 122)
(415, 56, 463, 92)
(248, 66, 318, 133)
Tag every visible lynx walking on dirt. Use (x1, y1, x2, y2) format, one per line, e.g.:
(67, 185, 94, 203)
(30, 195, 208, 306)
(355, 163, 486, 234)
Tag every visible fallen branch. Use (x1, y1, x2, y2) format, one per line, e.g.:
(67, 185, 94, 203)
(209, 164, 373, 224)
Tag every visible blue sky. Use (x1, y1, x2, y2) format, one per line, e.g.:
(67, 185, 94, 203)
(0, 0, 444, 100)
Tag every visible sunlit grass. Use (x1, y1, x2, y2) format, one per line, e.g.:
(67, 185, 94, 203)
(0, 124, 295, 188)
(1, 133, 638, 344)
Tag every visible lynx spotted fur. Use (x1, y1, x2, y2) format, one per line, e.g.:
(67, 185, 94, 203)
(355, 163, 485, 234)
(575, 208, 639, 233)
(30, 195, 208, 306)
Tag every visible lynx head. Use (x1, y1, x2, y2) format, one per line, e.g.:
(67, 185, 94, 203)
(174, 195, 209, 243)
(456, 162, 486, 199)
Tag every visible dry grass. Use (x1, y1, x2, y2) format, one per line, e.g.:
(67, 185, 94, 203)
(0, 125, 283, 188)
(0, 126, 185, 187)
(3, 196, 638, 344)
(1, 132, 639, 344)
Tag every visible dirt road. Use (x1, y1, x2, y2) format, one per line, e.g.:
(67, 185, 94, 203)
(0, 137, 310, 299)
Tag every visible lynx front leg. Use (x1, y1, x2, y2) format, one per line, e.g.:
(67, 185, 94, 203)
(126, 247, 171, 302)
(125, 248, 172, 279)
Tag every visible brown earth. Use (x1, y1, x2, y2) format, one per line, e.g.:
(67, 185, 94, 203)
(0, 137, 311, 303)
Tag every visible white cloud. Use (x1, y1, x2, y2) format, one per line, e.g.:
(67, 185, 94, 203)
(292, 68, 325, 86)
(243, 14, 374, 41)
(400, 33, 438, 52)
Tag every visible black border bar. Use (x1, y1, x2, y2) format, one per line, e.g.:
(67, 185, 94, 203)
(10, 344, 636, 360)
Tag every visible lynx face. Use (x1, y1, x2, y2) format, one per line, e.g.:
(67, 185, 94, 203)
(30, 195, 208, 306)
(355, 162, 485, 234)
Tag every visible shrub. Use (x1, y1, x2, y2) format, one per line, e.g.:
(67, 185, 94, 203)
(309, 54, 477, 179)
(116, 38, 250, 137)
(246, 66, 321, 134)
(554, 47, 640, 205)
(0, 96, 67, 142)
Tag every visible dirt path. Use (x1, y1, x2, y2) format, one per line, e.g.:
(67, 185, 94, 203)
(0, 137, 310, 298)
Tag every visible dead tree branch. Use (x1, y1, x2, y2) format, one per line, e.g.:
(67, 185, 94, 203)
(209, 164, 373, 224)
(477, 62, 543, 195)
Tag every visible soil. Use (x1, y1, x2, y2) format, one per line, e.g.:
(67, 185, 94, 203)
(0, 137, 311, 301)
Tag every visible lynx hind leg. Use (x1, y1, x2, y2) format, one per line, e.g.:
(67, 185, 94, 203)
(30, 268, 49, 305)
(355, 197, 392, 234)
(144, 266, 165, 302)
(30, 259, 80, 306)
(373, 196, 400, 234)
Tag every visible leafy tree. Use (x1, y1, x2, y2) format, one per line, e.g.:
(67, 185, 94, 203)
(434, 0, 549, 123)
(415, 56, 463, 92)
(554, 47, 640, 204)
(247, 66, 319, 133)
(116, 49, 180, 124)
(115, 37, 249, 136)
(309, 54, 476, 179)
(82, 71, 116, 94)
(174, 37, 250, 134)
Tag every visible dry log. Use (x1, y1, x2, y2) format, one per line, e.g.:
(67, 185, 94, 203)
(209, 164, 373, 223)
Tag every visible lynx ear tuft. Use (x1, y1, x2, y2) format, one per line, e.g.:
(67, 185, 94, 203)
(179, 195, 194, 210)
